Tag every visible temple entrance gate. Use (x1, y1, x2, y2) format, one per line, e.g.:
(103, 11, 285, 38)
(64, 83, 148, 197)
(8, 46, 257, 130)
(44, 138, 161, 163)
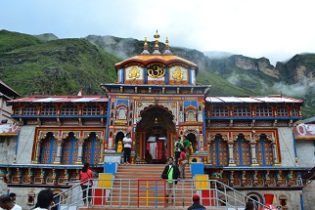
(135, 105, 176, 164)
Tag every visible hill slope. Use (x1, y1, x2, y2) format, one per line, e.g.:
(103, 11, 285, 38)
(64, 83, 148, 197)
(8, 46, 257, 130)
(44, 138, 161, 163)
(0, 32, 118, 95)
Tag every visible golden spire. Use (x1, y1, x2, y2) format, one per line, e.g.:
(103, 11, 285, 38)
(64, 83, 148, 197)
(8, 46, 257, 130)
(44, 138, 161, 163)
(144, 37, 148, 50)
(141, 36, 150, 54)
(163, 36, 172, 55)
(165, 37, 170, 50)
(154, 30, 160, 49)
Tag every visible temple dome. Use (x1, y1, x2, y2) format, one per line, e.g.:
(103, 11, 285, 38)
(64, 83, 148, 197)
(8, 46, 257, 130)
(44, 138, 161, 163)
(114, 54, 198, 70)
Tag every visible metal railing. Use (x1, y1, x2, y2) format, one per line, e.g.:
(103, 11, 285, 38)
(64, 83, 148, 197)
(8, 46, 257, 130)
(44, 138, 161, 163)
(51, 178, 270, 210)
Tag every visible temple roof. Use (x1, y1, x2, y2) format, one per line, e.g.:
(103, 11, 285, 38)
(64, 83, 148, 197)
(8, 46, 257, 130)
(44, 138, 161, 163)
(115, 54, 198, 70)
(0, 80, 20, 99)
(8, 95, 108, 103)
(205, 96, 303, 104)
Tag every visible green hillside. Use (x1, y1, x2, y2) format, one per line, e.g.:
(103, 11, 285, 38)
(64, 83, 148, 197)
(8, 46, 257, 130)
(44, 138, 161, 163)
(0, 33, 118, 95)
(0, 30, 42, 53)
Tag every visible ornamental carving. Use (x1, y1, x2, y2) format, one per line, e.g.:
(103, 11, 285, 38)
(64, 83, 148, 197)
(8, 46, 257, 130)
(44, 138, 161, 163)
(147, 65, 165, 78)
(128, 66, 140, 80)
(172, 66, 183, 81)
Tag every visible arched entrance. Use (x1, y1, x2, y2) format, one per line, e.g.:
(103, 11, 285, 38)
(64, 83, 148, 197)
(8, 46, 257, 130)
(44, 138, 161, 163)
(135, 105, 176, 164)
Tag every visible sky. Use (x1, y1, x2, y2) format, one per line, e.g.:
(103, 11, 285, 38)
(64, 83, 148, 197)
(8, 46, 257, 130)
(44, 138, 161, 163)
(1, 0, 315, 64)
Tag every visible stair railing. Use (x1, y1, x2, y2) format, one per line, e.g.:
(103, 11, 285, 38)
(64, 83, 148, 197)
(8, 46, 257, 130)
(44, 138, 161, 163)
(48, 178, 271, 210)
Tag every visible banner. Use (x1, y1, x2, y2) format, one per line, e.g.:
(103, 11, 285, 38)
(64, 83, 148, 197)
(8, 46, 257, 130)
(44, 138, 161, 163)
(294, 123, 315, 140)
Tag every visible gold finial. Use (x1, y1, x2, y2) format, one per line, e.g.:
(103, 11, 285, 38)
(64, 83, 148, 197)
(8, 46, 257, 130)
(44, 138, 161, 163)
(154, 30, 160, 49)
(165, 37, 170, 50)
(144, 37, 148, 50)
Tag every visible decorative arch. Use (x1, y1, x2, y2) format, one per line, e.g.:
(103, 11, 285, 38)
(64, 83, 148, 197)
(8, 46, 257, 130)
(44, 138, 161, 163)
(256, 134, 274, 166)
(61, 132, 78, 165)
(39, 132, 56, 164)
(209, 134, 229, 166)
(233, 133, 251, 166)
(82, 132, 101, 165)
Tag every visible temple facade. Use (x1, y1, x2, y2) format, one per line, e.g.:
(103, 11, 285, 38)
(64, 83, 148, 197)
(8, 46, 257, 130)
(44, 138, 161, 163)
(0, 32, 313, 209)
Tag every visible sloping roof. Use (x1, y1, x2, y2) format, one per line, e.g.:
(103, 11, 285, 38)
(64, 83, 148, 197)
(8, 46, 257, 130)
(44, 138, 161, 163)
(205, 96, 303, 103)
(115, 54, 198, 70)
(0, 80, 20, 98)
(9, 96, 108, 103)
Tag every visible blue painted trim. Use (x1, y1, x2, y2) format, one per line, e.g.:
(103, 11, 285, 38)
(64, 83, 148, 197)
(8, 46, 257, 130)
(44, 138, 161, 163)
(260, 139, 266, 166)
(300, 194, 304, 210)
(292, 133, 298, 158)
(215, 139, 220, 165)
(90, 134, 96, 165)
(69, 136, 75, 164)
(237, 138, 243, 165)
(122, 68, 125, 83)
(202, 109, 207, 153)
(144, 67, 148, 84)
(105, 98, 111, 148)
(48, 135, 55, 164)
(165, 66, 169, 84)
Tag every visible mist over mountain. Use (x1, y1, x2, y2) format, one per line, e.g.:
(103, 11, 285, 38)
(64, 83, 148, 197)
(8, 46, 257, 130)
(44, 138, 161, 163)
(0, 30, 314, 117)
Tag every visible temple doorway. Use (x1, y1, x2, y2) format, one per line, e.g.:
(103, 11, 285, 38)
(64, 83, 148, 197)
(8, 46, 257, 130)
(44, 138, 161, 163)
(135, 105, 176, 164)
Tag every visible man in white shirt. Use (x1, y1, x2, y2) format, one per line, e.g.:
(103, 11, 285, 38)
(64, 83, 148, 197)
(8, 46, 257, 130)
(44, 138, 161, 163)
(0, 195, 22, 210)
(123, 132, 132, 164)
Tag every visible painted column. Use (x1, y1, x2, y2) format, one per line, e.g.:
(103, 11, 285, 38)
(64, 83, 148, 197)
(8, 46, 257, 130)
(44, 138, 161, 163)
(99, 140, 104, 163)
(34, 141, 41, 163)
(53, 139, 62, 164)
(250, 143, 259, 166)
(228, 140, 236, 166)
(272, 142, 280, 165)
(76, 138, 84, 164)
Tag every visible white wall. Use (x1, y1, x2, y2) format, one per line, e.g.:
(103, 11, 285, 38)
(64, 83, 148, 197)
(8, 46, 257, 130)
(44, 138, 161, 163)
(0, 136, 17, 164)
(296, 140, 315, 167)
(16, 126, 36, 164)
(278, 127, 296, 167)
(303, 182, 315, 210)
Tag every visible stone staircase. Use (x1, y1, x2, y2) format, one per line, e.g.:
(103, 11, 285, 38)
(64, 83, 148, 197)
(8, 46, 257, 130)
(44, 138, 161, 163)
(109, 164, 194, 208)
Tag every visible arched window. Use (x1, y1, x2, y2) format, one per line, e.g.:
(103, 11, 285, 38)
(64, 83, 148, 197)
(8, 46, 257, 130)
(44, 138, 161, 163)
(61, 132, 78, 164)
(233, 134, 251, 166)
(82, 132, 101, 165)
(256, 134, 274, 166)
(39, 132, 56, 164)
(210, 134, 228, 166)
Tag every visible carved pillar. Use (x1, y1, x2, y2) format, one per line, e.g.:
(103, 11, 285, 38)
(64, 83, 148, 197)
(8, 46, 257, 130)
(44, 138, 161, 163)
(99, 140, 104, 163)
(272, 142, 280, 165)
(250, 142, 259, 166)
(53, 139, 62, 164)
(228, 141, 236, 166)
(76, 138, 84, 164)
(34, 141, 41, 163)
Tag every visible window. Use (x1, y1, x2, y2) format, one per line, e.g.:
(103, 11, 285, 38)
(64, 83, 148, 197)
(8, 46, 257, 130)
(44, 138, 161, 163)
(83, 105, 100, 115)
(61, 133, 78, 164)
(277, 106, 288, 116)
(256, 105, 272, 117)
(256, 134, 274, 166)
(22, 106, 37, 116)
(60, 104, 78, 115)
(41, 105, 56, 116)
(209, 135, 228, 166)
(39, 133, 56, 164)
(82, 132, 101, 165)
(233, 134, 251, 166)
(234, 106, 250, 116)
(211, 106, 229, 117)
(291, 107, 299, 116)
